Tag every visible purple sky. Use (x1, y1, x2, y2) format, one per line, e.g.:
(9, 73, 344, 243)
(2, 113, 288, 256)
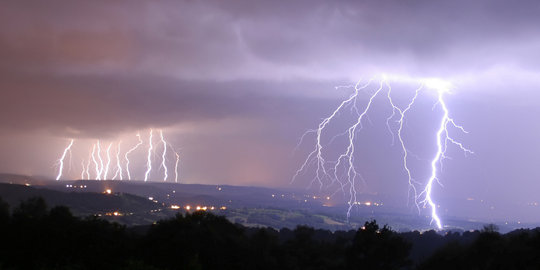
(1, 0, 540, 222)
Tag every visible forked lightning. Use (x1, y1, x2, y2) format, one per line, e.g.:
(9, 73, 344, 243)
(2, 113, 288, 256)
(294, 76, 472, 229)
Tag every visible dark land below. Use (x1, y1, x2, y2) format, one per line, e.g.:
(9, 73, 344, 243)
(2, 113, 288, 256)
(2, 174, 540, 269)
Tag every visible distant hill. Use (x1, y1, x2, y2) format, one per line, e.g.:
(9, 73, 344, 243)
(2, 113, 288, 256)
(0, 174, 511, 232)
(0, 173, 51, 185)
(0, 183, 160, 217)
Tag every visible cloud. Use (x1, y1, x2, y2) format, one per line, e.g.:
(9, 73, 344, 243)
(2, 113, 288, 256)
(1, 0, 538, 136)
(0, 68, 342, 137)
(2, 0, 540, 81)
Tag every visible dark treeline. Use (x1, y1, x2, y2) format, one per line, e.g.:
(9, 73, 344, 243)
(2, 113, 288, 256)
(1, 197, 540, 269)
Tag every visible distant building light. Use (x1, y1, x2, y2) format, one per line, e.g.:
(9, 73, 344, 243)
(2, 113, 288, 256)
(326, 196, 330, 200)
(196, 206, 201, 210)
(148, 197, 154, 200)
(185, 205, 191, 210)
(104, 189, 112, 194)
(365, 202, 371, 206)
(24, 183, 31, 187)
(210, 206, 215, 210)
(171, 205, 180, 210)
(220, 206, 227, 210)
(113, 211, 119, 216)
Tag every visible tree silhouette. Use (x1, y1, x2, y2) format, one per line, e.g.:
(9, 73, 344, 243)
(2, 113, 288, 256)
(347, 220, 411, 270)
(5, 195, 540, 270)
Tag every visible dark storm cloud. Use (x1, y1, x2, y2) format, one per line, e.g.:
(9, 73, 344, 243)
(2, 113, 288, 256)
(229, 0, 540, 73)
(0, 71, 337, 137)
(2, 0, 540, 82)
(2, 0, 539, 135)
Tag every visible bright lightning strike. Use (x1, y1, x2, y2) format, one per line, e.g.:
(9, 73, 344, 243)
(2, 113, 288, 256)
(91, 143, 100, 180)
(55, 139, 74, 180)
(294, 76, 472, 229)
(96, 140, 104, 180)
(112, 141, 123, 180)
(417, 86, 473, 229)
(386, 82, 423, 210)
(125, 133, 143, 180)
(144, 129, 154, 182)
(292, 79, 375, 191)
(159, 130, 168, 181)
(53, 128, 181, 182)
(80, 160, 86, 180)
(174, 151, 180, 183)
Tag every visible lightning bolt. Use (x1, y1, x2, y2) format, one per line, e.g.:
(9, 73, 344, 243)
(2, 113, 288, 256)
(340, 80, 387, 218)
(91, 142, 100, 180)
(125, 133, 143, 180)
(174, 151, 180, 183)
(144, 129, 154, 182)
(159, 130, 168, 181)
(55, 139, 74, 180)
(112, 141, 123, 180)
(54, 128, 180, 182)
(294, 76, 471, 229)
(417, 86, 473, 229)
(96, 140, 104, 180)
(386, 82, 423, 210)
(103, 142, 113, 180)
(67, 145, 73, 174)
(292, 79, 374, 191)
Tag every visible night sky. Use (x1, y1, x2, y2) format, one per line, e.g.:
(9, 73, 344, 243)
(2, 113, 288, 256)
(1, 0, 540, 223)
